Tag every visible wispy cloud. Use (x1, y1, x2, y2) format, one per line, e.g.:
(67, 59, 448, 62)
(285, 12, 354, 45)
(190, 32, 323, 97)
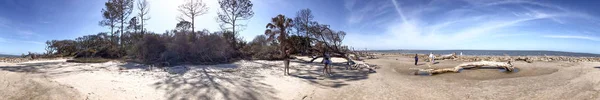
(344, 0, 600, 50)
(22, 40, 44, 45)
(16, 30, 39, 39)
(345, 0, 394, 25)
(18, 30, 35, 35)
(390, 0, 407, 23)
(543, 35, 600, 41)
(0, 36, 44, 45)
(0, 16, 10, 28)
(0, 37, 6, 43)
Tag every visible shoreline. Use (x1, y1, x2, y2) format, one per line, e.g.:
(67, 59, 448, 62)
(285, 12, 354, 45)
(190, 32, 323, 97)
(368, 49, 600, 57)
(376, 52, 600, 62)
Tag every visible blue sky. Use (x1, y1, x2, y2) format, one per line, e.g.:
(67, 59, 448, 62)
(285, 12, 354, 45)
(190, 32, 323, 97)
(1, 0, 599, 55)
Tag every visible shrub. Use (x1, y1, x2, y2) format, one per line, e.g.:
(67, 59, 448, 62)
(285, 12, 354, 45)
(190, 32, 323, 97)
(66, 58, 111, 63)
(244, 35, 281, 60)
(74, 48, 97, 58)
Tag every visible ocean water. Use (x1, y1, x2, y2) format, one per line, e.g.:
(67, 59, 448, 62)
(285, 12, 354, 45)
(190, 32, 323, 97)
(372, 50, 600, 57)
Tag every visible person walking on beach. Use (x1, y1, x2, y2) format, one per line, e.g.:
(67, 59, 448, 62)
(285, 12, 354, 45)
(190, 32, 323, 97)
(429, 52, 435, 63)
(414, 54, 419, 65)
(323, 52, 332, 76)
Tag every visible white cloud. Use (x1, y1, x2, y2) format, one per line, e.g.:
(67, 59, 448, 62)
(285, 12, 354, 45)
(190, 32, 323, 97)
(344, 0, 597, 50)
(543, 35, 600, 41)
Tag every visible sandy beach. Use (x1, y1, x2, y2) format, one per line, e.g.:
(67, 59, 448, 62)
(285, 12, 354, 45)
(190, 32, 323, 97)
(1, 53, 599, 100)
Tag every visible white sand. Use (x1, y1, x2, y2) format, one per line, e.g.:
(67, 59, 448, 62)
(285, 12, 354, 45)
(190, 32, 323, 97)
(0, 58, 344, 100)
(1, 55, 599, 100)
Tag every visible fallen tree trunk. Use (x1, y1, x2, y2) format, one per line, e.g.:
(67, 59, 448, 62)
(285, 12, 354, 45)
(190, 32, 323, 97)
(413, 61, 514, 75)
(435, 53, 457, 60)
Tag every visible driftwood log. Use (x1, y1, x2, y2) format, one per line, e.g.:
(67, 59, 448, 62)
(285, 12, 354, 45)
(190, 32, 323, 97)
(435, 53, 457, 60)
(413, 61, 514, 75)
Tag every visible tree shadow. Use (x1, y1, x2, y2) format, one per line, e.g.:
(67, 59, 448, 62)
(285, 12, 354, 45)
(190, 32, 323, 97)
(1, 62, 82, 73)
(288, 60, 375, 88)
(152, 62, 279, 100)
(0, 61, 114, 77)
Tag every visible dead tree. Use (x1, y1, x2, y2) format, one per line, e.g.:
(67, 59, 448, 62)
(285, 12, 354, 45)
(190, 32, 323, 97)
(306, 23, 355, 65)
(413, 61, 514, 75)
(435, 52, 457, 60)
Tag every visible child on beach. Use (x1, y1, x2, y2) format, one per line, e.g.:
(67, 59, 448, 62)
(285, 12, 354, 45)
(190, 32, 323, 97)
(323, 52, 332, 76)
(414, 54, 418, 65)
(429, 52, 435, 63)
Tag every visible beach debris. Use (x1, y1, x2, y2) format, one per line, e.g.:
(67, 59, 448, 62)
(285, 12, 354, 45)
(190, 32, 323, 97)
(413, 61, 514, 75)
(349, 61, 376, 72)
(435, 53, 457, 60)
(167, 66, 189, 74)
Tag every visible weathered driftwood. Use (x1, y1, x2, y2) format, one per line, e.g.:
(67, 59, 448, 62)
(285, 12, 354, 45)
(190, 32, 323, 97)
(413, 61, 514, 75)
(350, 61, 373, 70)
(435, 53, 457, 60)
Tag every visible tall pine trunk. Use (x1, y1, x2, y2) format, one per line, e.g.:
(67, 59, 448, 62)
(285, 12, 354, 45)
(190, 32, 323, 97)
(141, 16, 144, 36)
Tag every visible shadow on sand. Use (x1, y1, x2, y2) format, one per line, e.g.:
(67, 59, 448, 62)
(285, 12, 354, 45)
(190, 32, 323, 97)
(0, 61, 93, 77)
(288, 60, 376, 88)
(151, 61, 279, 100)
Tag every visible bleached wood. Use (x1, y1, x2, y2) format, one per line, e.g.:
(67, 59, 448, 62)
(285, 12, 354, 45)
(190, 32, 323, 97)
(435, 53, 457, 60)
(413, 61, 514, 75)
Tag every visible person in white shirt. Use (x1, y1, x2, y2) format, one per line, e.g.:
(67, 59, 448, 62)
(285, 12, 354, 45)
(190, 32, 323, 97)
(429, 52, 435, 63)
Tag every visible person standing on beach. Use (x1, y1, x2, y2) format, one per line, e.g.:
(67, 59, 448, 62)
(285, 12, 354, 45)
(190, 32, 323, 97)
(429, 52, 435, 63)
(323, 52, 332, 76)
(414, 54, 419, 65)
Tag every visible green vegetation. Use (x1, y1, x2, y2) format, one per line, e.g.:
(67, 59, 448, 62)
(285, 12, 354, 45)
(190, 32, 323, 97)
(43, 0, 351, 68)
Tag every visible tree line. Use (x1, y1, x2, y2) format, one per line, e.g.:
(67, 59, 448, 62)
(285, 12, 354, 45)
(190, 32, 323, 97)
(44, 0, 350, 68)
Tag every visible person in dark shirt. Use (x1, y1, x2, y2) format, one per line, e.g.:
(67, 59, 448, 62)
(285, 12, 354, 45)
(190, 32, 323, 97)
(414, 54, 418, 65)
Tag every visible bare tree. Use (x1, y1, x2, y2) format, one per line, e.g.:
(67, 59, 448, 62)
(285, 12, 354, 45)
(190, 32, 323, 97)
(305, 22, 353, 64)
(178, 0, 209, 34)
(217, 0, 254, 34)
(137, 0, 150, 35)
(294, 8, 314, 55)
(265, 14, 293, 75)
(114, 0, 134, 46)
